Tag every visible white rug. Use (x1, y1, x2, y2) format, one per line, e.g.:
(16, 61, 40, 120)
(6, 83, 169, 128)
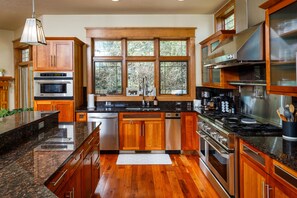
(116, 154, 172, 165)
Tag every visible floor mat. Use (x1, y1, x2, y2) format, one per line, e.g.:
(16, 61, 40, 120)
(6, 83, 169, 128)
(116, 154, 172, 165)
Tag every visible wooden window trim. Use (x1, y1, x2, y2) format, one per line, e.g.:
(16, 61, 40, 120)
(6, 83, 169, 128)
(86, 28, 196, 102)
(214, 0, 235, 32)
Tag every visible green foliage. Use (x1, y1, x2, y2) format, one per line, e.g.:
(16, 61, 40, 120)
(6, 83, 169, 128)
(0, 107, 33, 118)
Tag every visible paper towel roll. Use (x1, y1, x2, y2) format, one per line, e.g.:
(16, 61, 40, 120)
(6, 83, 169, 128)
(87, 94, 95, 109)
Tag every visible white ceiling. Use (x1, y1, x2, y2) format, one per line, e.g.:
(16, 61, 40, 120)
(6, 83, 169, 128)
(0, 0, 228, 30)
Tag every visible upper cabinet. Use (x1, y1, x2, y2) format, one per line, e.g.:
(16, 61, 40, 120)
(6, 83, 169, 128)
(261, 0, 297, 97)
(33, 38, 84, 71)
(200, 30, 238, 89)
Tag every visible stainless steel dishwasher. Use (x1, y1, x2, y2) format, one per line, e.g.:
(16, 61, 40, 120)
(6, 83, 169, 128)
(87, 113, 118, 151)
(165, 112, 181, 153)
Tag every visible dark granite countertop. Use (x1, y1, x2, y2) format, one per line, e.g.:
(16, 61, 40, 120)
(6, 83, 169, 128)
(0, 122, 99, 198)
(239, 136, 297, 171)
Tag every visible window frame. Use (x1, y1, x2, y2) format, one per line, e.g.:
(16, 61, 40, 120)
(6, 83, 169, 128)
(86, 28, 196, 101)
(214, 0, 235, 32)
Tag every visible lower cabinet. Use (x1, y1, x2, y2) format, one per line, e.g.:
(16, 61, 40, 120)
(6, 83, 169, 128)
(34, 100, 74, 122)
(119, 112, 165, 150)
(240, 140, 297, 198)
(181, 112, 198, 150)
(46, 128, 100, 198)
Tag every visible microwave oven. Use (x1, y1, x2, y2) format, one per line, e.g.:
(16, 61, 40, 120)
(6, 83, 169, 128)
(34, 72, 74, 100)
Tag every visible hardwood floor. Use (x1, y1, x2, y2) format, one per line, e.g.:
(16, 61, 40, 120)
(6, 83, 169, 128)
(93, 154, 219, 198)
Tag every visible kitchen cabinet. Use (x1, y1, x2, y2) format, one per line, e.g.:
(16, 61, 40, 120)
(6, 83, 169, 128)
(46, 127, 100, 198)
(76, 112, 87, 122)
(181, 112, 198, 150)
(239, 140, 297, 198)
(34, 100, 74, 122)
(199, 30, 238, 89)
(119, 112, 165, 150)
(34, 40, 73, 71)
(0, 77, 14, 109)
(260, 0, 297, 97)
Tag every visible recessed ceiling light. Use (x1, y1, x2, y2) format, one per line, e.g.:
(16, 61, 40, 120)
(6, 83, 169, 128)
(112, 0, 120, 2)
(178, 0, 185, 2)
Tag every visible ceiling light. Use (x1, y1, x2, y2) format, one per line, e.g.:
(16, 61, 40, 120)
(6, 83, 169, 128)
(178, 0, 185, 1)
(112, 0, 120, 2)
(20, 0, 46, 45)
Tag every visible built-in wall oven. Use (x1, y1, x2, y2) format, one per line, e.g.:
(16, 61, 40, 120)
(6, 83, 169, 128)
(34, 72, 73, 99)
(198, 115, 235, 198)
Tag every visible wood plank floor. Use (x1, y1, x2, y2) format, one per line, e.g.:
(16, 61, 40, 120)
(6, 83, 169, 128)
(93, 154, 219, 198)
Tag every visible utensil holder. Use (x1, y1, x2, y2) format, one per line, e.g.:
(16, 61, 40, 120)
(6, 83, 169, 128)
(282, 121, 297, 141)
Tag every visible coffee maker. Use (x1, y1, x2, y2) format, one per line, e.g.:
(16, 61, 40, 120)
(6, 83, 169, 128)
(201, 91, 211, 107)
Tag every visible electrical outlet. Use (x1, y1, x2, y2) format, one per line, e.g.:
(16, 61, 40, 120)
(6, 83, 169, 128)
(38, 121, 44, 129)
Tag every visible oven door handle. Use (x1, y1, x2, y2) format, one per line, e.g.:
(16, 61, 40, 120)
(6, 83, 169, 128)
(36, 80, 72, 84)
(204, 136, 230, 159)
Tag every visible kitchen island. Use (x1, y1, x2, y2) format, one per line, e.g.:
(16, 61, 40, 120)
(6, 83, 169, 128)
(0, 111, 100, 197)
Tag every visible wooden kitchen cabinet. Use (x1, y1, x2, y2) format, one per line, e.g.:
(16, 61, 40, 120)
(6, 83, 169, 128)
(34, 40, 73, 71)
(239, 139, 297, 198)
(119, 112, 165, 150)
(200, 30, 238, 89)
(46, 127, 100, 198)
(260, 0, 297, 97)
(34, 100, 74, 122)
(181, 112, 198, 150)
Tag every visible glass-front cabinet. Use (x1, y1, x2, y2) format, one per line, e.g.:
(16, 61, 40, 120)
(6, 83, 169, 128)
(262, 0, 297, 96)
(200, 30, 237, 89)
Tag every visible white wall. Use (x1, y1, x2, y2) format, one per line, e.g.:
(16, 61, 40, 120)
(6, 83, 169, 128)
(39, 14, 214, 86)
(0, 30, 14, 110)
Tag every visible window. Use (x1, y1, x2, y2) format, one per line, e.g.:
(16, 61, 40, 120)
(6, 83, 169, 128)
(224, 13, 235, 30)
(94, 40, 121, 56)
(127, 40, 154, 56)
(214, 0, 235, 31)
(94, 61, 122, 95)
(87, 28, 196, 101)
(21, 49, 30, 62)
(160, 62, 187, 94)
(160, 41, 187, 56)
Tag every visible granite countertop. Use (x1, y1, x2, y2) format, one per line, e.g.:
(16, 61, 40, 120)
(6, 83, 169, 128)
(239, 136, 297, 171)
(76, 106, 196, 113)
(0, 122, 99, 198)
(0, 111, 59, 136)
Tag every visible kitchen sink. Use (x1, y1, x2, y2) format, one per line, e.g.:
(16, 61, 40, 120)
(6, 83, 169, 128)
(125, 107, 160, 111)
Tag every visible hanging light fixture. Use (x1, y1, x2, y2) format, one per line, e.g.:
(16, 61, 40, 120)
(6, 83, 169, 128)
(20, 0, 46, 45)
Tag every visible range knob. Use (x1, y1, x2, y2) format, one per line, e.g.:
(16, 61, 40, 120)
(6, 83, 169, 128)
(205, 126, 211, 132)
(221, 138, 228, 145)
(210, 132, 217, 137)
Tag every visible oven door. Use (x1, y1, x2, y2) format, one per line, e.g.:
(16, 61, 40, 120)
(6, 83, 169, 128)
(204, 136, 234, 196)
(34, 80, 73, 99)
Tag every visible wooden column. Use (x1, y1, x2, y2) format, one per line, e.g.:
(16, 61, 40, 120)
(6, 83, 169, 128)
(0, 76, 14, 109)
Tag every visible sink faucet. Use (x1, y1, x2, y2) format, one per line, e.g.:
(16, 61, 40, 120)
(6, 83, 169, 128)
(142, 76, 148, 107)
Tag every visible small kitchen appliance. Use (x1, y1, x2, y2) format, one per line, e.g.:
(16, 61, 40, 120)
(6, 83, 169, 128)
(201, 91, 210, 107)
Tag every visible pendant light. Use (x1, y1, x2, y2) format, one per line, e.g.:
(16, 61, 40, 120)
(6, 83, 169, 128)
(20, 0, 46, 45)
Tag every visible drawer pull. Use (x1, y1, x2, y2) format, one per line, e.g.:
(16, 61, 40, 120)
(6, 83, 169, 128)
(243, 145, 259, 155)
(51, 169, 68, 187)
(274, 164, 297, 188)
(88, 137, 95, 145)
(74, 150, 84, 160)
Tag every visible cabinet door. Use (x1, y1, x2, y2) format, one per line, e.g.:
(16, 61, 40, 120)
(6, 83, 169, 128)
(34, 100, 52, 111)
(52, 100, 74, 122)
(52, 41, 73, 71)
(119, 120, 142, 150)
(269, 176, 295, 198)
(83, 151, 92, 198)
(181, 112, 198, 150)
(240, 155, 268, 198)
(144, 120, 165, 150)
(33, 44, 51, 71)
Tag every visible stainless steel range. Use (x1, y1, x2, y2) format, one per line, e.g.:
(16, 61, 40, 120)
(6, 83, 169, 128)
(197, 112, 282, 198)
(198, 114, 235, 198)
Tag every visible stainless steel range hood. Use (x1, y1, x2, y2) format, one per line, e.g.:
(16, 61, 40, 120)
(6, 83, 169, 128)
(206, 22, 265, 69)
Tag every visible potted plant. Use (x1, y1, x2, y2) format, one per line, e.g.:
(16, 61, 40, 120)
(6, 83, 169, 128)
(0, 68, 6, 76)
(0, 109, 9, 121)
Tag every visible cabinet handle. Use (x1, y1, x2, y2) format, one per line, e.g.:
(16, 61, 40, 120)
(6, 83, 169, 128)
(243, 145, 260, 156)
(262, 181, 265, 198)
(51, 55, 53, 67)
(266, 184, 272, 198)
(88, 137, 95, 145)
(274, 164, 297, 182)
(51, 169, 68, 187)
(74, 149, 84, 160)
(54, 56, 56, 67)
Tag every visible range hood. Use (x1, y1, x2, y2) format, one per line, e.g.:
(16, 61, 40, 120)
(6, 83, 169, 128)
(206, 22, 265, 68)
